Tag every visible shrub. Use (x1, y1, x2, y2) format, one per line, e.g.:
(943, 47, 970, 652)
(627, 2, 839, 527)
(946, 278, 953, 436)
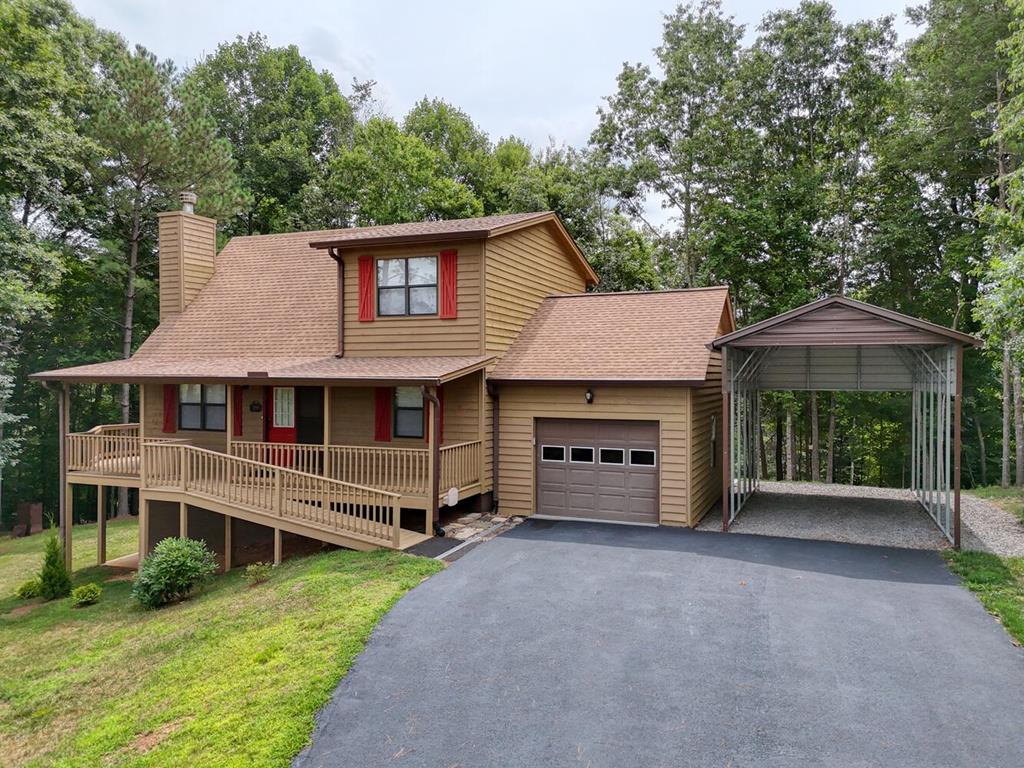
(244, 561, 272, 587)
(39, 534, 72, 600)
(71, 583, 102, 608)
(16, 579, 41, 600)
(131, 537, 217, 609)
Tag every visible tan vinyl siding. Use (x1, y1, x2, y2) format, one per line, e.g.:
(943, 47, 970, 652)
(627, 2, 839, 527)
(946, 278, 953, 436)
(440, 371, 482, 444)
(687, 385, 722, 526)
(484, 224, 589, 357)
(157, 211, 216, 321)
(328, 382, 477, 448)
(496, 386, 689, 525)
(237, 385, 265, 442)
(342, 242, 482, 357)
(141, 383, 228, 452)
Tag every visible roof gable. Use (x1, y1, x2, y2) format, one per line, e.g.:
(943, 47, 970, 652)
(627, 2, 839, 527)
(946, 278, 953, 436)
(711, 296, 982, 349)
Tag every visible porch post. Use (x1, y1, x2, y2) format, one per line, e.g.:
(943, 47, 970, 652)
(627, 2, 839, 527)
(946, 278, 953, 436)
(323, 385, 331, 477)
(139, 496, 150, 560)
(423, 385, 441, 536)
(97, 485, 106, 565)
(179, 500, 188, 538)
(223, 515, 232, 572)
(953, 344, 963, 548)
(226, 383, 233, 455)
(721, 347, 731, 532)
(58, 382, 72, 569)
(273, 527, 282, 565)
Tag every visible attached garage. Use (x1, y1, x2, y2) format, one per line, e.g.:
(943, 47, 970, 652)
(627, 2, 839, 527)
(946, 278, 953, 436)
(535, 418, 659, 524)
(488, 288, 735, 528)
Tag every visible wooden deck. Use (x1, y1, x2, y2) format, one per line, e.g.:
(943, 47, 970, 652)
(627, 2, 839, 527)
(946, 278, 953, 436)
(64, 427, 463, 551)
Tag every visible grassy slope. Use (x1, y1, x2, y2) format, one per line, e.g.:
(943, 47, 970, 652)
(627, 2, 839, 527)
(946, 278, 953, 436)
(0, 520, 139, 596)
(0, 521, 442, 767)
(945, 487, 1024, 646)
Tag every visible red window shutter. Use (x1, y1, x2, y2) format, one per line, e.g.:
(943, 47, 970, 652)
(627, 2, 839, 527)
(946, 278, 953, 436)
(358, 255, 375, 322)
(162, 385, 177, 433)
(374, 387, 392, 442)
(439, 249, 457, 319)
(232, 386, 244, 437)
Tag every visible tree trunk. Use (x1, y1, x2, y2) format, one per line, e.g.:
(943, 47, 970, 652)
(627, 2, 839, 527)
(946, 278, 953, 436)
(976, 415, 987, 487)
(826, 394, 836, 484)
(118, 203, 141, 518)
(759, 418, 769, 479)
(1003, 342, 1012, 488)
(786, 410, 795, 481)
(1015, 363, 1023, 487)
(810, 391, 820, 482)
(775, 410, 784, 480)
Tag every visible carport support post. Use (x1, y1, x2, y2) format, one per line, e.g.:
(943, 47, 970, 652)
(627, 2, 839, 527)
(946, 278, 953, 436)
(954, 344, 963, 549)
(721, 347, 731, 532)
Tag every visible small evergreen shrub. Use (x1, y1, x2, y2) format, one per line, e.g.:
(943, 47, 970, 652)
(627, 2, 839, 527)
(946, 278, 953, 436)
(16, 579, 41, 600)
(71, 583, 102, 607)
(39, 535, 72, 600)
(244, 561, 272, 586)
(132, 537, 217, 609)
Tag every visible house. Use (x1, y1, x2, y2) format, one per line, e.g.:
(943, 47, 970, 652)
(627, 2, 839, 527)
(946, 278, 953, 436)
(31, 197, 733, 568)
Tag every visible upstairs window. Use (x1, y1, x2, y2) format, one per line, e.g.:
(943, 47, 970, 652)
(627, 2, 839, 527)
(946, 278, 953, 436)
(179, 384, 226, 431)
(377, 256, 437, 316)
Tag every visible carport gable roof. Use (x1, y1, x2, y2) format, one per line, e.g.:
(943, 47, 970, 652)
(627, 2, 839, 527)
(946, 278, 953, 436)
(489, 287, 733, 384)
(710, 296, 982, 350)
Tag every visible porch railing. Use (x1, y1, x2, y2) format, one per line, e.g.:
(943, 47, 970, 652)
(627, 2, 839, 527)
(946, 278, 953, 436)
(66, 424, 161, 477)
(143, 441, 402, 547)
(440, 440, 482, 491)
(327, 445, 430, 496)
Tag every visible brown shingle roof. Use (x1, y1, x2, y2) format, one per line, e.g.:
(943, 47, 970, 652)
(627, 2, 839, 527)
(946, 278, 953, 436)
(306, 212, 550, 246)
(30, 355, 493, 385)
(489, 288, 733, 383)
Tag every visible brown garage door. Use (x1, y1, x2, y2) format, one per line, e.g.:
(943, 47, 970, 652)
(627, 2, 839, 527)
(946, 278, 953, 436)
(535, 419, 659, 525)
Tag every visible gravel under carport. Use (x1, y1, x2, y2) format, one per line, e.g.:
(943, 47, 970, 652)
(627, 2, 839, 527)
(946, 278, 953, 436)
(696, 480, 1024, 556)
(294, 520, 1024, 768)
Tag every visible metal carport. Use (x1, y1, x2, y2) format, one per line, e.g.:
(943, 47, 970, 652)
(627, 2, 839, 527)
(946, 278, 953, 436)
(711, 296, 982, 547)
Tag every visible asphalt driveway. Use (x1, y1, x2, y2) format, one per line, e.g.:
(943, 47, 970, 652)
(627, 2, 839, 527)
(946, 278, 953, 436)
(295, 521, 1024, 768)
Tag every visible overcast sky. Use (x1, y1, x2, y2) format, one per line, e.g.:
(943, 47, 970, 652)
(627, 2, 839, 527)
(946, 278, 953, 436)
(74, 0, 914, 151)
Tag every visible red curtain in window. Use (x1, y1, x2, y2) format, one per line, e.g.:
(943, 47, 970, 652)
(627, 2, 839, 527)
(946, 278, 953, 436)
(374, 387, 392, 442)
(439, 249, 458, 319)
(358, 255, 375, 322)
(232, 386, 244, 437)
(162, 385, 177, 433)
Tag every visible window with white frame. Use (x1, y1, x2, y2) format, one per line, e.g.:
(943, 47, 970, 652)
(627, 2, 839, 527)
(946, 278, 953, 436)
(273, 387, 295, 428)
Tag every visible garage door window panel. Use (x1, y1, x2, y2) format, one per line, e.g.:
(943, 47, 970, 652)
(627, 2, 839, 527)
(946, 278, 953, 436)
(569, 446, 594, 463)
(630, 449, 657, 467)
(599, 448, 625, 465)
(541, 445, 565, 462)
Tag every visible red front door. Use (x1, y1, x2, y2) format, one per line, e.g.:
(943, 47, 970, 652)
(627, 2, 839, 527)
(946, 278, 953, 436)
(265, 386, 296, 465)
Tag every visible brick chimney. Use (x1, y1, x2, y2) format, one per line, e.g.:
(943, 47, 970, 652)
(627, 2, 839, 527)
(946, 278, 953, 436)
(156, 191, 217, 321)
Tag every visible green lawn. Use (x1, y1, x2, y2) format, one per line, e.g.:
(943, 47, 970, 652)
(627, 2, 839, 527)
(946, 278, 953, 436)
(0, 519, 139, 597)
(967, 485, 1024, 524)
(0, 520, 443, 767)
(943, 551, 1024, 646)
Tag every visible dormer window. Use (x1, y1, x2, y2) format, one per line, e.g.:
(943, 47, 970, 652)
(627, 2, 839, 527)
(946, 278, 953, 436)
(377, 256, 437, 316)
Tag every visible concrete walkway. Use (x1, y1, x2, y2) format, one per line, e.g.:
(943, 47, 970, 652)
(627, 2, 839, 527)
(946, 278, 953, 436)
(295, 521, 1024, 768)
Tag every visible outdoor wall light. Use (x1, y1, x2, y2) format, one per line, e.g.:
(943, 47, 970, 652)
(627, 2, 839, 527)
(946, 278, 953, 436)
(585, 388, 594, 404)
